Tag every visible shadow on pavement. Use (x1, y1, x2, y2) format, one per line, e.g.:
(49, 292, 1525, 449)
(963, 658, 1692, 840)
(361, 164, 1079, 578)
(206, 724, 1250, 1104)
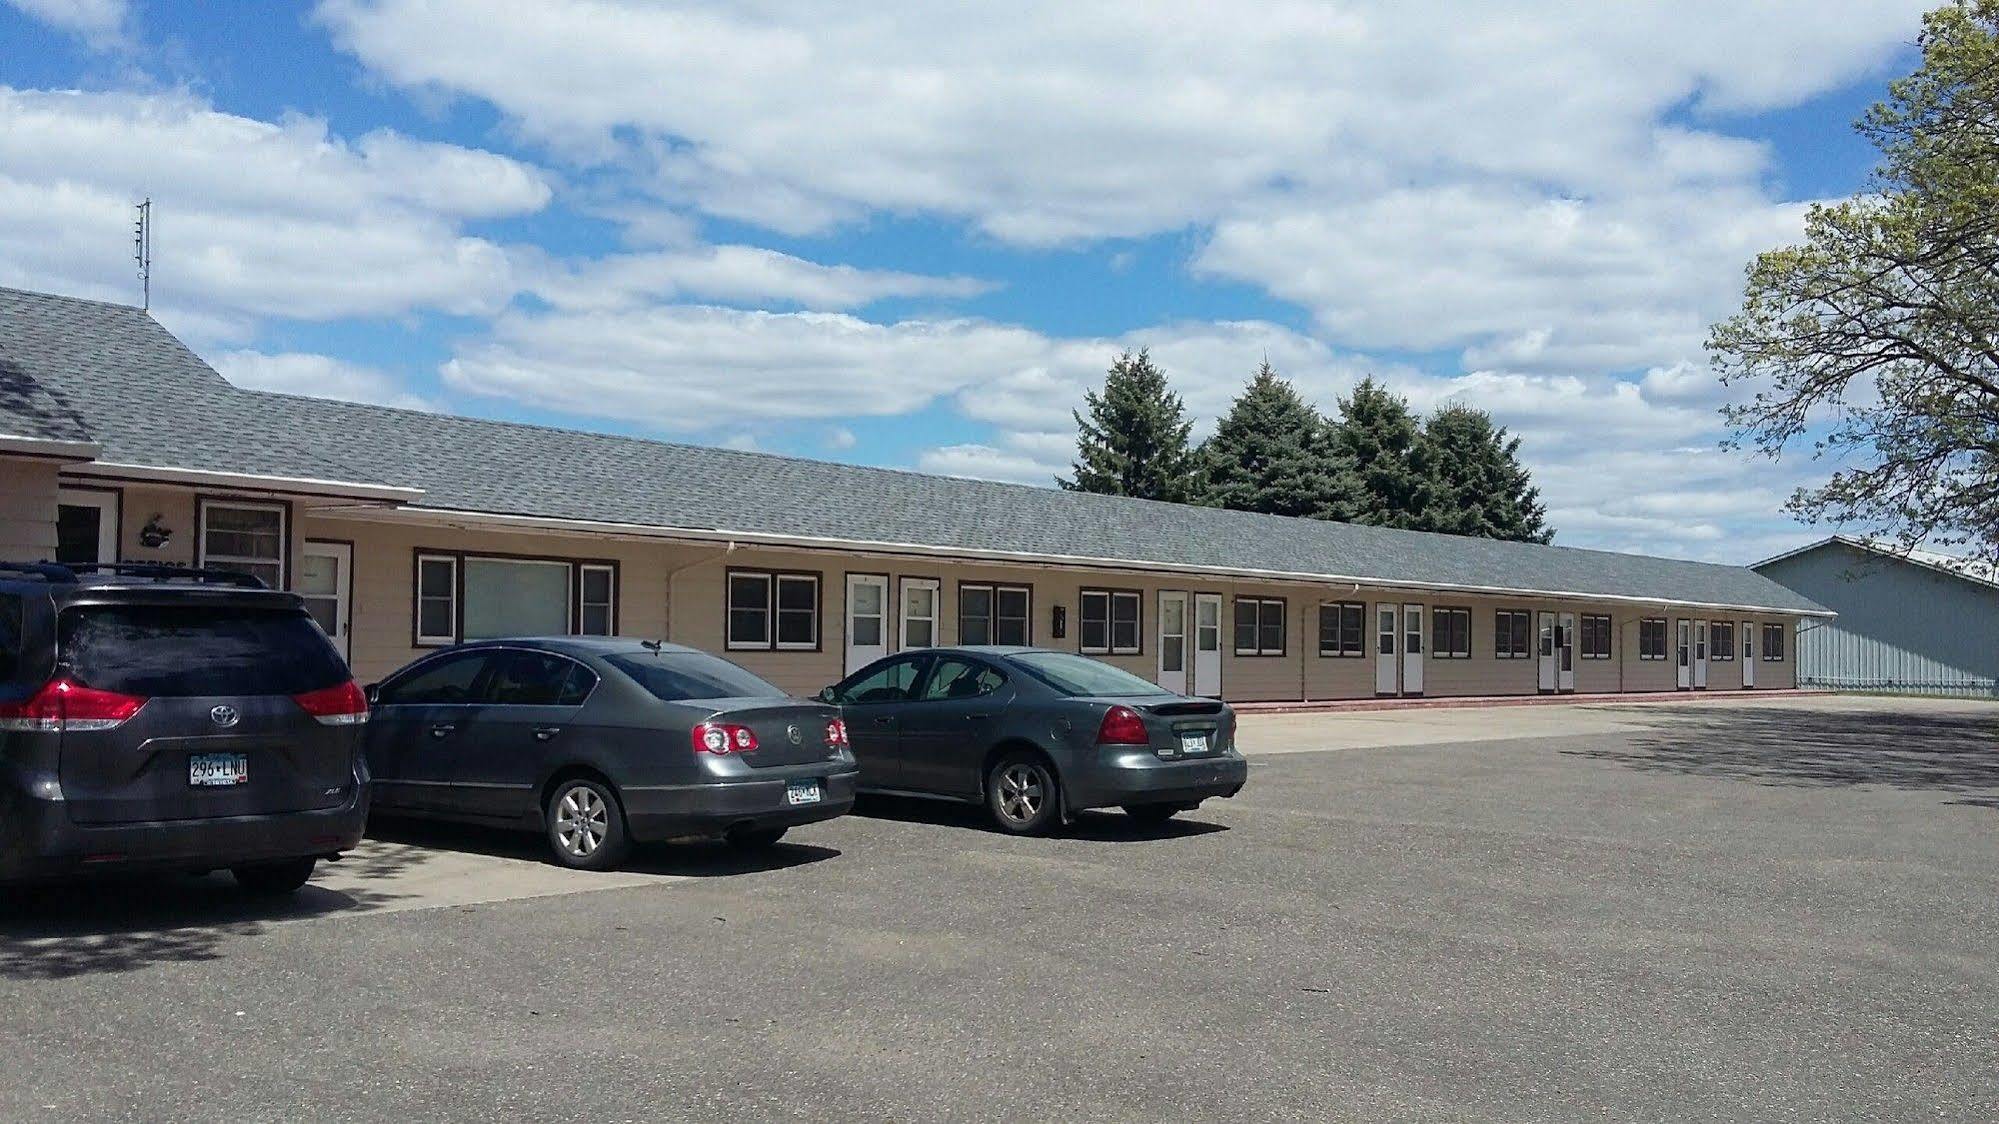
(1567, 704, 1999, 810)
(365, 815, 840, 876)
(853, 793, 1230, 841)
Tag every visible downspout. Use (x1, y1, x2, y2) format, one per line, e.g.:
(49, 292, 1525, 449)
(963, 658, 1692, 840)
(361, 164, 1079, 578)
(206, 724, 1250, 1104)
(661, 541, 737, 642)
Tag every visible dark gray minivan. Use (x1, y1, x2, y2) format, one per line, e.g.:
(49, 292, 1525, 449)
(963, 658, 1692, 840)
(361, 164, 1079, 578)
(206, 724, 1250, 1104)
(0, 562, 370, 893)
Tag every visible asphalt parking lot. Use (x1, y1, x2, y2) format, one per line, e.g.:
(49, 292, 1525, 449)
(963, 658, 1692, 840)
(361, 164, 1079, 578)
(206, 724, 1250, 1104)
(2, 694, 1995, 1122)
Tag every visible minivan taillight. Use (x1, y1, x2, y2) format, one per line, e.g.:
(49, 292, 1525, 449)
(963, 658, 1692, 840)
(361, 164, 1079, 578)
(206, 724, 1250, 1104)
(293, 681, 370, 726)
(692, 722, 760, 754)
(1096, 705, 1151, 746)
(0, 678, 147, 732)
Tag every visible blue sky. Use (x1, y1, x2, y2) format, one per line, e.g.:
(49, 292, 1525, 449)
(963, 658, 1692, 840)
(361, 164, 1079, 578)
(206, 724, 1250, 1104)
(0, 1, 1936, 562)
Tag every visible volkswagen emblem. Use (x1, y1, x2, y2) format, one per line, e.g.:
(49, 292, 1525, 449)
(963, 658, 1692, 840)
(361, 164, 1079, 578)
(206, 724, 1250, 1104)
(209, 705, 240, 728)
(786, 724, 803, 746)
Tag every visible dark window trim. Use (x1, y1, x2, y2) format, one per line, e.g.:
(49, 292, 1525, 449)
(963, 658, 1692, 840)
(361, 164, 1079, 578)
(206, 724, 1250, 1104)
(1637, 617, 1669, 661)
(195, 494, 293, 591)
(1317, 600, 1367, 658)
(1760, 622, 1787, 661)
(726, 567, 823, 653)
(1708, 620, 1736, 662)
(1078, 587, 1143, 656)
(1579, 613, 1613, 660)
(1430, 605, 1472, 659)
(956, 581, 1033, 647)
(55, 483, 123, 565)
(1234, 596, 1287, 657)
(1495, 608, 1532, 659)
(411, 547, 622, 649)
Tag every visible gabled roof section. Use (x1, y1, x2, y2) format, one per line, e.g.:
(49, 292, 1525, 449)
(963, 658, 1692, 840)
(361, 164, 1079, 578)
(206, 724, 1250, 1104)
(1754, 535, 1999, 594)
(0, 284, 1830, 616)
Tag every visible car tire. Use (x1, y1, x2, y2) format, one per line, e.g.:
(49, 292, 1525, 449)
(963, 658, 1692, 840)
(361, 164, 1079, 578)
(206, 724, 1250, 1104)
(986, 751, 1061, 835)
(1121, 803, 1182, 826)
(545, 777, 632, 871)
(232, 857, 317, 896)
(725, 825, 789, 850)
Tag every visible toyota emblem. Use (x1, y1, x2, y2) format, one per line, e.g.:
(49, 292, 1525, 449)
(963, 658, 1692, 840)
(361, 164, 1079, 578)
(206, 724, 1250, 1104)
(786, 724, 803, 745)
(210, 705, 240, 728)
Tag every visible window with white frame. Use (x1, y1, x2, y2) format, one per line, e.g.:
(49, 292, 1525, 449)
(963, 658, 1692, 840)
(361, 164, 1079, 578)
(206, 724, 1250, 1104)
(1430, 607, 1471, 659)
(1580, 614, 1613, 660)
(413, 551, 618, 647)
(1761, 622, 1787, 661)
(1234, 597, 1286, 656)
(1079, 589, 1141, 655)
(1318, 601, 1365, 657)
(1495, 609, 1532, 659)
(959, 583, 1030, 647)
(1638, 618, 1669, 661)
(900, 577, 939, 649)
(199, 500, 285, 588)
(1709, 621, 1735, 662)
(728, 570, 820, 650)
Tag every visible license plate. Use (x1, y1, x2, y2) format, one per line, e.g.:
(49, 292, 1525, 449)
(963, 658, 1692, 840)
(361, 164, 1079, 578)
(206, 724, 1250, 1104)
(190, 752, 249, 787)
(786, 781, 822, 805)
(1180, 734, 1209, 754)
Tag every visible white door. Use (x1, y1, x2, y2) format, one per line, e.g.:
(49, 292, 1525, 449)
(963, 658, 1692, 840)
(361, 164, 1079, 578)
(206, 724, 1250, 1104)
(845, 574, 890, 674)
(1693, 620, 1709, 689)
(1557, 611, 1576, 692)
(899, 577, 939, 651)
(1675, 619, 1692, 689)
(1192, 593, 1223, 697)
(1158, 591, 1189, 695)
(300, 541, 351, 663)
(1401, 603, 1424, 696)
(55, 487, 117, 565)
(1375, 604, 1399, 695)
(1537, 611, 1557, 692)
(1740, 620, 1756, 688)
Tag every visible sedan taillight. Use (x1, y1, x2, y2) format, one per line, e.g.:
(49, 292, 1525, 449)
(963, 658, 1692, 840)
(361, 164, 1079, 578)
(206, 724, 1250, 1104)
(1095, 705, 1150, 746)
(692, 721, 760, 754)
(825, 718, 849, 747)
(293, 680, 371, 726)
(0, 677, 146, 732)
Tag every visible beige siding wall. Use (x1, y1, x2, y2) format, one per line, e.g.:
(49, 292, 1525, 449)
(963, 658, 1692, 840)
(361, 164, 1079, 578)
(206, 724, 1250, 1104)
(0, 458, 59, 561)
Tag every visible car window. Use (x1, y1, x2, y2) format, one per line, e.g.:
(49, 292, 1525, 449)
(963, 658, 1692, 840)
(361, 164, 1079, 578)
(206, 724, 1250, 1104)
(484, 650, 597, 706)
(838, 655, 926, 704)
(605, 652, 786, 702)
(0, 593, 20, 684)
(1008, 651, 1173, 697)
(57, 605, 348, 696)
(378, 651, 493, 706)
(916, 657, 1005, 702)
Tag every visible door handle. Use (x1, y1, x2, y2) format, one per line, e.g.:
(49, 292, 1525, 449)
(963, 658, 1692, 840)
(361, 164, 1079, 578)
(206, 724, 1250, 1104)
(429, 723, 457, 738)
(963, 712, 991, 721)
(873, 715, 896, 725)
(533, 727, 561, 741)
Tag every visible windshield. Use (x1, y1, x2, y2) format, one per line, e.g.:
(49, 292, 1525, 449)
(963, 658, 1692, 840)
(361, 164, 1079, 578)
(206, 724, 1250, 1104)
(606, 651, 786, 702)
(1009, 651, 1173, 697)
(59, 604, 348, 696)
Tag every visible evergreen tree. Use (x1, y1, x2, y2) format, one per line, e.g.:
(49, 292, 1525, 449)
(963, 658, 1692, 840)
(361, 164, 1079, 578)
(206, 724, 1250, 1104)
(1420, 404, 1553, 543)
(1329, 376, 1432, 528)
(1060, 349, 1197, 501)
(1196, 361, 1361, 520)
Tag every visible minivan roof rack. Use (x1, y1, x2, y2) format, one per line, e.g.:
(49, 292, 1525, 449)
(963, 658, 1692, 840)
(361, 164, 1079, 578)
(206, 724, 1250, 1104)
(0, 561, 269, 589)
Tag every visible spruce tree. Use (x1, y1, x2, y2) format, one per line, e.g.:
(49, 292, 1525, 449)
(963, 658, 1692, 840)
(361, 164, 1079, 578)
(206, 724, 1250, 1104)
(1329, 376, 1432, 529)
(1060, 349, 1196, 501)
(1196, 361, 1360, 520)
(1420, 404, 1553, 543)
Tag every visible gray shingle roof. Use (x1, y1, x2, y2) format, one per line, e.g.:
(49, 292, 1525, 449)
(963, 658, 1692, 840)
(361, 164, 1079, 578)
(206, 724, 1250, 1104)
(0, 285, 1828, 614)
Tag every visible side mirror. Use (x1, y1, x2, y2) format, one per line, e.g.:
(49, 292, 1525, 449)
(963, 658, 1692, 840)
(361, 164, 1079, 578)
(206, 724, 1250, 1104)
(816, 686, 837, 704)
(364, 683, 381, 706)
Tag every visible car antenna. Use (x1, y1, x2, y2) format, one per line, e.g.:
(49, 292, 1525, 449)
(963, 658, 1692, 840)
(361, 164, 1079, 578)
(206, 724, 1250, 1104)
(641, 638, 663, 652)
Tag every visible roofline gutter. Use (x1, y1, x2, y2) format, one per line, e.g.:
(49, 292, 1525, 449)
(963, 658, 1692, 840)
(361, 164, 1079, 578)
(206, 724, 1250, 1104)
(0, 433, 103, 462)
(315, 504, 1837, 618)
(61, 461, 425, 504)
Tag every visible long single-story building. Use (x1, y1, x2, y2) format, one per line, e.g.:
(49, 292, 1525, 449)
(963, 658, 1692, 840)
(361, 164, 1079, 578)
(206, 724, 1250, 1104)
(0, 285, 1827, 699)
(1754, 535, 1997, 697)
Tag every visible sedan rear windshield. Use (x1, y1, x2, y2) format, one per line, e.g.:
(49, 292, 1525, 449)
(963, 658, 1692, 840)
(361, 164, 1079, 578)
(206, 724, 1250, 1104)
(1009, 651, 1172, 697)
(58, 605, 348, 697)
(606, 652, 785, 702)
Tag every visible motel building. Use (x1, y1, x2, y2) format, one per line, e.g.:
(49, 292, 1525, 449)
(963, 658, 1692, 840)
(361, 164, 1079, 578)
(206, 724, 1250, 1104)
(0, 286, 1827, 700)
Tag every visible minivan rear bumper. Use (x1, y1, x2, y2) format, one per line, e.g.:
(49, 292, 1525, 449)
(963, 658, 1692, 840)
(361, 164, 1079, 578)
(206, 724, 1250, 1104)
(621, 765, 859, 842)
(0, 778, 368, 883)
(1065, 751, 1249, 811)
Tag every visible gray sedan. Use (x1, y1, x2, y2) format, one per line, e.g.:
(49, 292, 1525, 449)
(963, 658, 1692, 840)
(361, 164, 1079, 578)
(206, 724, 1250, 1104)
(365, 638, 859, 869)
(820, 647, 1248, 834)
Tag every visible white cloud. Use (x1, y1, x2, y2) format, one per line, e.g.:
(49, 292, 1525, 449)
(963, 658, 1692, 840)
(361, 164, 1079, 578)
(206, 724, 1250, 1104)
(0, 87, 552, 336)
(211, 350, 438, 411)
(5, 0, 129, 48)
(825, 426, 857, 451)
(527, 245, 994, 312)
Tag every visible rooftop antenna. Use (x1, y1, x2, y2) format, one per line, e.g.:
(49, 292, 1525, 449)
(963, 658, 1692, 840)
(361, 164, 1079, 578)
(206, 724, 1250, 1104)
(133, 197, 151, 310)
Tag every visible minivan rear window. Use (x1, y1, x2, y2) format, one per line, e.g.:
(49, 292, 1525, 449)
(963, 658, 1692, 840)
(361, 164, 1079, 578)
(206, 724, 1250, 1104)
(0, 594, 20, 684)
(606, 652, 785, 702)
(59, 605, 349, 697)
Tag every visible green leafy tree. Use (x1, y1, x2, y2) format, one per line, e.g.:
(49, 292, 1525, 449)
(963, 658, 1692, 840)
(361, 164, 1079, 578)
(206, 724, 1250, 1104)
(1329, 376, 1432, 529)
(1708, 1, 1999, 560)
(1420, 403, 1553, 542)
(1060, 349, 1197, 501)
(1196, 361, 1362, 519)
